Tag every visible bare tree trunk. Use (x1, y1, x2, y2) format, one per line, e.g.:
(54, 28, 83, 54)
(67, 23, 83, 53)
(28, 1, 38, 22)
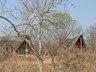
(37, 24, 42, 55)
(37, 58, 43, 72)
(37, 22, 43, 72)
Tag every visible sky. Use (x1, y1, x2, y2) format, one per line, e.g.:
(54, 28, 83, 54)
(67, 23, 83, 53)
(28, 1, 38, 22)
(67, 0, 96, 31)
(0, 0, 96, 35)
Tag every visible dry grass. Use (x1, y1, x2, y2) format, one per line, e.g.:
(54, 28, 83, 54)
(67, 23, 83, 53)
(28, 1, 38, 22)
(1, 50, 96, 72)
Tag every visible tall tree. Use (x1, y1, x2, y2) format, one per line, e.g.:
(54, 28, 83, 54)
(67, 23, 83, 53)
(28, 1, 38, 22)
(44, 12, 82, 49)
(86, 24, 96, 51)
(0, 0, 72, 72)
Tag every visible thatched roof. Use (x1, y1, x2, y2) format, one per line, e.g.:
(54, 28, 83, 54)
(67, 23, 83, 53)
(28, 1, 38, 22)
(0, 36, 24, 50)
(68, 35, 86, 49)
(0, 34, 86, 54)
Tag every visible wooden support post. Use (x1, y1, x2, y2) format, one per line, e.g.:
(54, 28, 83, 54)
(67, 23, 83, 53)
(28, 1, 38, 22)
(80, 37, 83, 53)
(25, 41, 28, 57)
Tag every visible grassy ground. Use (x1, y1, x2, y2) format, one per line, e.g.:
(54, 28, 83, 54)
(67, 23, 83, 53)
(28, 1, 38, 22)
(0, 50, 96, 72)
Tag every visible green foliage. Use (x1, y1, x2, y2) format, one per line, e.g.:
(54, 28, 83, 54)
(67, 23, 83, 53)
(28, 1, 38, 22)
(41, 12, 82, 37)
(42, 12, 76, 28)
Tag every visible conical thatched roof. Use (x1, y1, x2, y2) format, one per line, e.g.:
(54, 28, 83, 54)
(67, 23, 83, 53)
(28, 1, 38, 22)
(68, 35, 86, 49)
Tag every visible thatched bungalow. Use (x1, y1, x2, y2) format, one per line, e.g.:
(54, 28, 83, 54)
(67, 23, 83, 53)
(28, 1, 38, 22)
(0, 35, 34, 56)
(68, 34, 86, 50)
(0, 34, 86, 56)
